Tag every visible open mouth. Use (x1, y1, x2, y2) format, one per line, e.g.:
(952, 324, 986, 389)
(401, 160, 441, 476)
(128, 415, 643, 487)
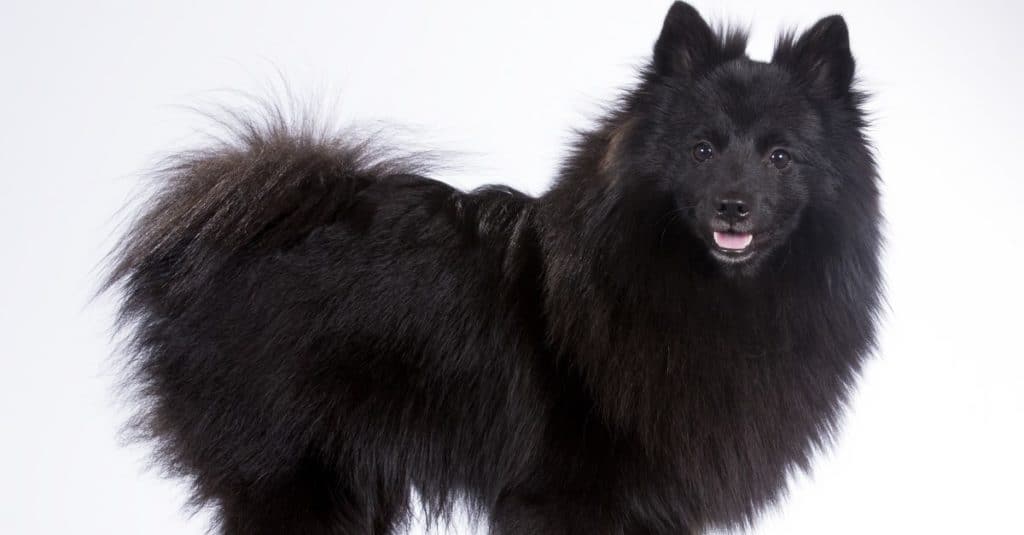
(713, 231, 753, 251)
(711, 231, 755, 262)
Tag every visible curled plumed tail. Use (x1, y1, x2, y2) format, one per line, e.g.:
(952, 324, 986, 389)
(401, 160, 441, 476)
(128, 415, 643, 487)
(106, 110, 428, 315)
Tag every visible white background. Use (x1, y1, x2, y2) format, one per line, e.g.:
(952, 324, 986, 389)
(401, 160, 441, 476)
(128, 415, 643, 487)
(2, 0, 1022, 533)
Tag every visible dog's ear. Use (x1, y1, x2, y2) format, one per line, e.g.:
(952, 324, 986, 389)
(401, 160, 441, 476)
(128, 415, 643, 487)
(773, 15, 855, 99)
(653, 2, 718, 76)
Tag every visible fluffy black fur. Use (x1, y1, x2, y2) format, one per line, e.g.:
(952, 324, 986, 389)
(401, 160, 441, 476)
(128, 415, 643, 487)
(107, 3, 882, 534)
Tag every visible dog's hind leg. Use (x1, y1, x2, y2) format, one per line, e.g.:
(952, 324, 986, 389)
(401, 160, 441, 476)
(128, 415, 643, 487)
(489, 491, 694, 535)
(216, 459, 406, 535)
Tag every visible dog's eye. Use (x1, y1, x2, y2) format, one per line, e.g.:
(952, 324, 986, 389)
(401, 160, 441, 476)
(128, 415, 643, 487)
(692, 141, 714, 162)
(770, 149, 792, 169)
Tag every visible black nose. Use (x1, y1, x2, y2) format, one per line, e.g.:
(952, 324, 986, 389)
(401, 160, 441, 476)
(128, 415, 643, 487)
(716, 198, 750, 222)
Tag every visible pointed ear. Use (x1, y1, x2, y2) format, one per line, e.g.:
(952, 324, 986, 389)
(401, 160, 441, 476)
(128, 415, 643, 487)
(773, 15, 855, 98)
(653, 2, 718, 76)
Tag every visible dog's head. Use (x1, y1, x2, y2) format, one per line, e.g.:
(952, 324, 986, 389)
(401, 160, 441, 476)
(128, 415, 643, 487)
(603, 2, 867, 276)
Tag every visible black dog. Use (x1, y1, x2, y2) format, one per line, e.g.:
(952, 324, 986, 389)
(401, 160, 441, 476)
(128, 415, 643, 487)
(108, 2, 882, 533)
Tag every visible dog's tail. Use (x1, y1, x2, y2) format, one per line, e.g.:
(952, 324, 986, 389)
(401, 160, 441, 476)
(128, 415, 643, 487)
(105, 109, 427, 316)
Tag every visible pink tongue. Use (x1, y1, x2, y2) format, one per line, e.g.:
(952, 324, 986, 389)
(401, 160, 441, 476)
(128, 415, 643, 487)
(713, 232, 753, 250)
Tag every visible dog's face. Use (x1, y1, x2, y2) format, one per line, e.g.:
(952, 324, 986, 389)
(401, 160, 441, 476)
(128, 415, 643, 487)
(621, 2, 858, 275)
(673, 62, 823, 270)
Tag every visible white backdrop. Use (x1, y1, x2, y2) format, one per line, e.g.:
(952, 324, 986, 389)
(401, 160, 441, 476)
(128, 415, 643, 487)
(2, 1, 1022, 533)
